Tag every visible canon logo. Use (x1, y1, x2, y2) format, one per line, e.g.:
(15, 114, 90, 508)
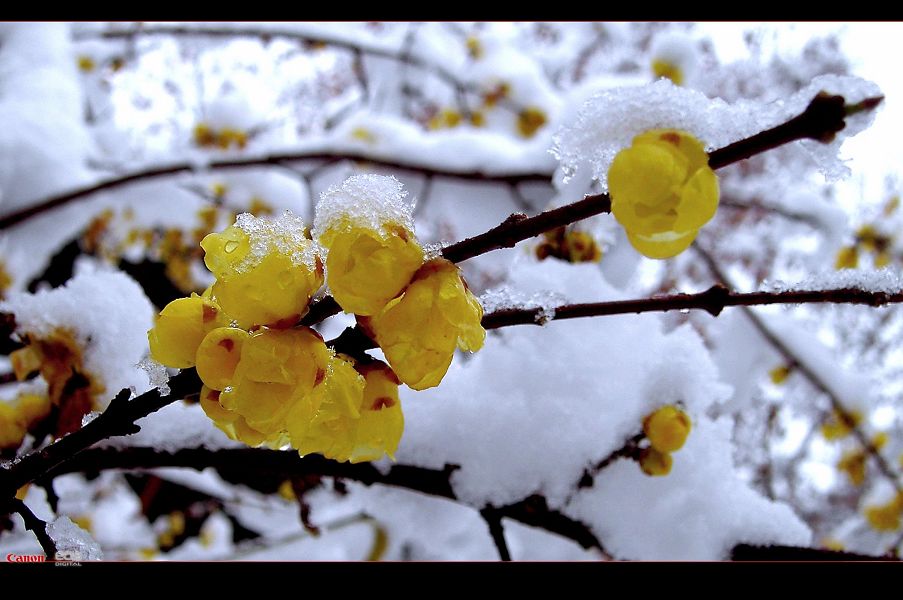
(6, 553, 46, 562)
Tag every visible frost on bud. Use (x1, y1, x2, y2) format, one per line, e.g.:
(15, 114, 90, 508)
(201, 212, 323, 328)
(314, 175, 424, 316)
(643, 405, 692, 454)
(607, 129, 719, 259)
(364, 258, 485, 391)
(147, 295, 230, 369)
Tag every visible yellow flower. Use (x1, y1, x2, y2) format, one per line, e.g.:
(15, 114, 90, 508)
(223, 327, 331, 436)
(639, 447, 673, 477)
(291, 359, 404, 463)
(837, 449, 866, 486)
(820, 409, 862, 441)
(199, 385, 273, 447)
(516, 107, 547, 138)
(607, 129, 719, 259)
(651, 58, 683, 86)
(195, 327, 250, 391)
(643, 405, 692, 453)
(363, 258, 485, 390)
(319, 217, 424, 316)
(0, 402, 27, 451)
(864, 494, 903, 532)
(147, 295, 230, 368)
(834, 246, 858, 270)
(201, 214, 323, 328)
(15, 393, 52, 430)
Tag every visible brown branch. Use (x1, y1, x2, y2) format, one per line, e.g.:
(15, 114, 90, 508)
(76, 24, 472, 95)
(693, 244, 903, 495)
(481, 284, 903, 329)
(0, 152, 550, 231)
(0, 370, 201, 500)
(328, 284, 903, 357)
(707, 93, 883, 170)
(479, 505, 512, 561)
(37, 445, 607, 557)
(731, 543, 898, 561)
(4, 497, 57, 560)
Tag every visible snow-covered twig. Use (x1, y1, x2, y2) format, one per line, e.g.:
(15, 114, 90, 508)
(0, 150, 550, 231)
(693, 244, 903, 496)
(35, 445, 609, 558)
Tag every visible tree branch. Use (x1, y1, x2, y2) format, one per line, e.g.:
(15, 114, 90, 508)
(36, 445, 607, 557)
(693, 244, 903, 495)
(4, 497, 57, 560)
(479, 505, 512, 561)
(481, 284, 903, 329)
(707, 93, 882, 169)
(328, 284, 903, 356)
(0, 370, 202, 499)
(302, 91, 882, 326)
(0, 151, 550, 231)
(75, 24, 472, 96)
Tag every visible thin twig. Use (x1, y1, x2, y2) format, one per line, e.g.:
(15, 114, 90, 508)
(0, 370, 201, 499)
(0, 151, 549, 231)
(479, 505, 512, 561)
(5, 497, 57, 560)
(328, 284, 903, 356)
(693, 244, 903, 495)
(36, 445, 608, 556)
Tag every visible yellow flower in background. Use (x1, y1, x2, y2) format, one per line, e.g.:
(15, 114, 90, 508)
(608, 129, 719, 259)
(639, 447, 673, 477)
(643, 405, 692, 454)
(319, 217, 424, 316)
(364, 258, 485, 391)
(864, 494, 903, 532)
(0, 402, 27, 450)
(147, 295, 230, 368)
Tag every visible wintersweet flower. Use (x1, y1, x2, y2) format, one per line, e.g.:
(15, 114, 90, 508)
(362, 258, 485, 390)
(607, 129, 719, 259)
(643, 405, 692, 453)
(319, 217, 424, 316)
(223, 326, 332, 436)
(199, 385, 275, 447)
(291, 358, 404, 463)
(314, 174, 424, 316)
(200, 212, 323, 328)
(147, 295, 230, 368)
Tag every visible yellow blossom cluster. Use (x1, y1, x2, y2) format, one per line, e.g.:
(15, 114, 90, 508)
(148, 176, 485, 462)
(639, 405, 692, 477)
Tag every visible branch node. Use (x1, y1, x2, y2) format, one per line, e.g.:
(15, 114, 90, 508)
(700, 284, 731, 317)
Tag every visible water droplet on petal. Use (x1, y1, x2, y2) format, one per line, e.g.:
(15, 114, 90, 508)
(224, 240, 239, 253)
